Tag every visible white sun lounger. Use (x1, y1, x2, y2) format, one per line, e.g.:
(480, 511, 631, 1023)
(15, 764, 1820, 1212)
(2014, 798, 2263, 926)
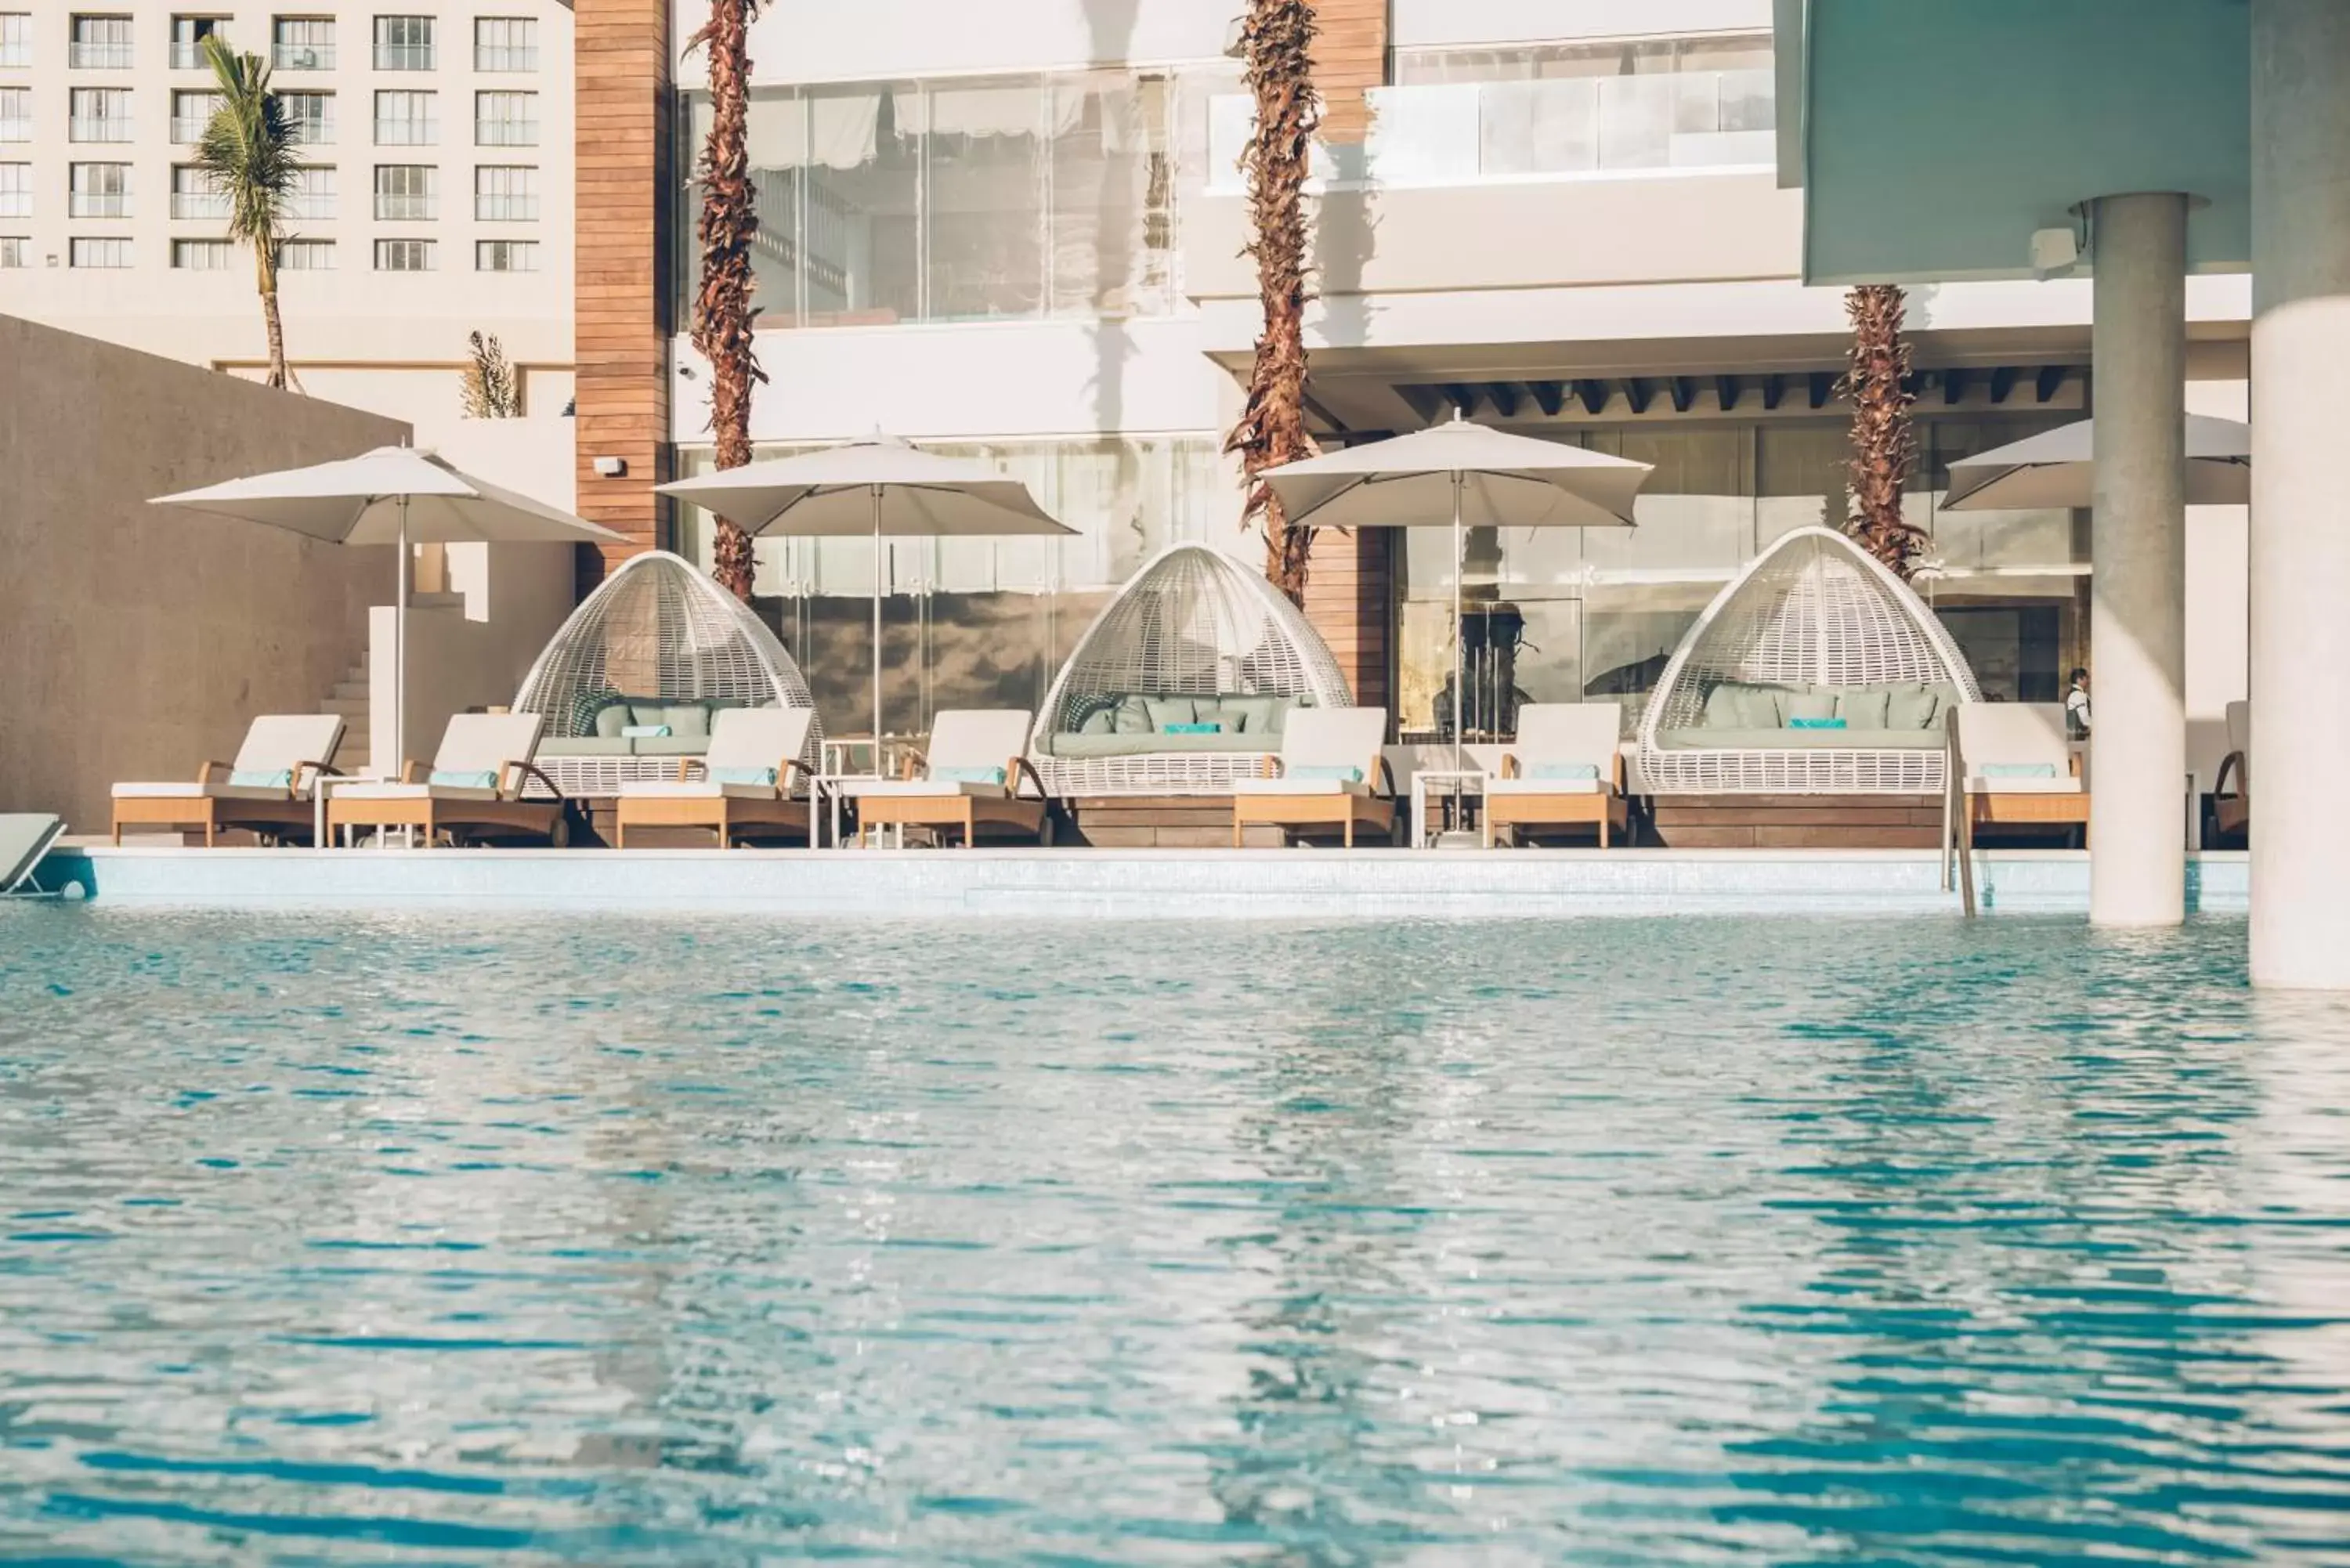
(614, 707, 817, 848)
(1, 814, 65, 895)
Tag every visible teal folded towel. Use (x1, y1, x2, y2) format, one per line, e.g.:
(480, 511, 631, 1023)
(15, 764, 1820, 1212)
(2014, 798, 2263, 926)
(1981, 762, 2058, 779)
(621, 724, 671, 739)
(1162, 721, 1223, 735)
(1288, 764, 1362, 783)
(1786, 717, 1847, 730)
(710, 766, 778, 788)
(1530, 761, 1601, 781)
(428, 768, 500, 789)
(932, 764, 1007, 786)
(227, 768, 293, 789)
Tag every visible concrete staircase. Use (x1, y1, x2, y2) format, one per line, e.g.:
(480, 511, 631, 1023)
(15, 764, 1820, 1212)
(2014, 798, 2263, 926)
(320, 651, 373, 777)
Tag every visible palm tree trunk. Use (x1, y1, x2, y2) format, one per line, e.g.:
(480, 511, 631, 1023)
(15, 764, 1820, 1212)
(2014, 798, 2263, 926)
(1840, 284, 1925, 578)
(256, 248, 287, 389)
(1222, 0, 1321, 605)
(689, 0, 765, 602)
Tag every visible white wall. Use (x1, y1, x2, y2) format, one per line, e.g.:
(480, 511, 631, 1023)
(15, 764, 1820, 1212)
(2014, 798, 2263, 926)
(728, 0, 1232, 84)
(2185, 375, 2250, 795)
(1393, 0, 1773, 49)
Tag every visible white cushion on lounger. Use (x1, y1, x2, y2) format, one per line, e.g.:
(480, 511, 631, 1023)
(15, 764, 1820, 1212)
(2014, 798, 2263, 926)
(331, 781, 504, 803)
(1230, 776, 1371, 797)
(1485, 775, 1605, 796)
(1965, 775, 2082, 796)
(110, 781, 291, 802)
(619, 779, 783, 802)
(835, 778, 1009, 800)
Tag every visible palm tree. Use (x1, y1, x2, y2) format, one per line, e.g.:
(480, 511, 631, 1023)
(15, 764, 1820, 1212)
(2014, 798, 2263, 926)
(1839, 284, 1926, 578)
(687, 0, 765, 602)
(1222, 0, 1321, 605)
(193, 34, 299, 390)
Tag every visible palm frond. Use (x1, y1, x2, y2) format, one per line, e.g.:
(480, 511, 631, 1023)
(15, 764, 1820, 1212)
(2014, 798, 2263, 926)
(193, 33, 298, 250)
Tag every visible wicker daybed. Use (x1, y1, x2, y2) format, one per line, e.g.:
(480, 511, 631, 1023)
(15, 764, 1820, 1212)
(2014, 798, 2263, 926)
(512, 550, 823, 797)
(1029, 543, 1355, 796)
(1637, 526, 1982, 794)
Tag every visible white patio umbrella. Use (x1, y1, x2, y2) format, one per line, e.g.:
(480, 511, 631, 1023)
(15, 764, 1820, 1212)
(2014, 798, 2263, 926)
(152, 446, 625, 769)
(656, 434, 1076, 753)
(1943, 414, 2251, 510)
(1261, 415, 1652, 772)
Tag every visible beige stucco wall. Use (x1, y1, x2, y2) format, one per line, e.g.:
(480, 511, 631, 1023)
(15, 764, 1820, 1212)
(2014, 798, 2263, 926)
(0, 315, 407, 831)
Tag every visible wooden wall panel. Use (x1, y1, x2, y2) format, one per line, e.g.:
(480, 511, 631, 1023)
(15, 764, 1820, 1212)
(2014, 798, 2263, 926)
(1303, 526, 1394, 716)
(1315, 0, 1390, 145)
(573, 0, 671, 576)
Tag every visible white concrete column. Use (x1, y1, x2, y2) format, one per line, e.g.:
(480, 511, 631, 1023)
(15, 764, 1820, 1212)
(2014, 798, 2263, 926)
(2088, 191, 2189, 927)
(2250, 0, 2350, 987)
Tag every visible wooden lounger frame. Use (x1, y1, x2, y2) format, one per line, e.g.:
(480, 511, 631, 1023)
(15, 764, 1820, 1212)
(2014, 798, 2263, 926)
(614, 760, 816, 849)
(111, 760, 345, 847)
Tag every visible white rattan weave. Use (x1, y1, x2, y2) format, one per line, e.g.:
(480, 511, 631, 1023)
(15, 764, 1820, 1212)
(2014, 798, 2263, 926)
(512, 551, 822, 797)
(1030, 544, 1354, 797)
(1636, 527, 1981, 795)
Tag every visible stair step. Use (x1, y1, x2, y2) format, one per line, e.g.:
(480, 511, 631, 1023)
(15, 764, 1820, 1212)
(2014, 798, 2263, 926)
(320, 695, 370, 717)
(407, 592, 465, 612)
(330, 681, 370, 701)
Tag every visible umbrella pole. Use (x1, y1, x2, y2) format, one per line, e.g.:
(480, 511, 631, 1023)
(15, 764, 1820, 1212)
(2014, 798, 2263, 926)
(870, 485, 883, 771)
(1452, 468, 1465, 781)
(395, 494, 408, 775)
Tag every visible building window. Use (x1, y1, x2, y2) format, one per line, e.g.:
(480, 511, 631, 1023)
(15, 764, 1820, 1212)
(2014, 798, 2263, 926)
(287, 163, 334, 218)
(170, 163, 227, 219)
(0, 235, 24, 268)
(473, 16, 535, 72)
(475, 237, 535, 272)
(280, 90, 333, 146)
(0, 13, 32, 69)
(0, 161, 25, 219)
(171, 89, 222, 143)
(70, 87, 134, 143)
(273, 16, 334, 70)
(374, 89, 435, 145)
(170, 16, 226, 70)
(473, 90, 535, 146)
(372, 161, 434, 219)
(70, 235, 132, 268)
(372, 14, 432, 70)
(473, 163, 536, 220)
(0, 88, 26, 143)
(68, 161, 131, 218)
(374, 236, 432, 271)
(70, 15, 135, 70)
(172, 237, 235, 269)
(280, 237, 334, 269)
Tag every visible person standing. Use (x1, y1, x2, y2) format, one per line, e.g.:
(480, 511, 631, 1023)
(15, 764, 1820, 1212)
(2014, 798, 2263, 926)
(2065, 667, 2092, 739)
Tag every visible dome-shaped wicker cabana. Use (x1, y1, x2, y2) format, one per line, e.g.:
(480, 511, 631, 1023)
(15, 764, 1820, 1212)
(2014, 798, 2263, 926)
(1030, 543, 1354, 795)
(1637, 526, 1980, 794)
(514, 551, 822, 796)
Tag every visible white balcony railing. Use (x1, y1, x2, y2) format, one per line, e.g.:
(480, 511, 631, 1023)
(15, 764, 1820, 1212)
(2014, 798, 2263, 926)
(70, 192, 131, 218)
(474, 118, 537, 147)
(172, 190, 229, 219)
(1209, 70, 1775, 192)
(170, 42, 212, 69)
(70, 42, 135, 68)
(273, 45, 334, 70)
(70, 117, 133, 143)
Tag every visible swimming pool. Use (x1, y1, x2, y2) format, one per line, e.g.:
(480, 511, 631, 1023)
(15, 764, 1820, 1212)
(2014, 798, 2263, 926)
(3, 909, 2347, 1564)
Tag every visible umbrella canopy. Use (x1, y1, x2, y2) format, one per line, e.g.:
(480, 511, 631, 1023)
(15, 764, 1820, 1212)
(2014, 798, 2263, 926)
(656, 435, 1075, 538)
(1260, 419, 1650, 532)
(153, 446, 623, 778)
(152, 446, 625, 546)
(1943, 414, 2251, 511)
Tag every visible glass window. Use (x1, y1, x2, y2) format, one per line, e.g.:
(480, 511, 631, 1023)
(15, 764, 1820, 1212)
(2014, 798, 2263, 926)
(373, 89, 434, 144)
(280, 90, 332, 145)
(287, 163, 334, 217)
(473, 16, 534, 72)
(0, 14, 27, 69)
(171, 89, 222, 142)
(170, 162, 226, 219)
(474, 89, 536, 146)
(70, 235, 132, 268)
(1049, 72, 1176, 318)
(70, 88, 134, 143)
(474, 163, 535, 220)
(172, 237, 235, 269)
(0, 161, 25, 218)
(169, 16, 224, 69)
(280, 237, 334, 269)
(68, 161, 130, 217)
(372, 161, 434, 218)
(272, 16, 334, 70)
(372, 14, 432, 70)
(475, 237, 535, 272)
(923, 79, 1047, 320)
(0, 235, 25, 268)
(70, 15, 134, 69)
(374, 235, 432, 270)
(0, 87, 26, 142)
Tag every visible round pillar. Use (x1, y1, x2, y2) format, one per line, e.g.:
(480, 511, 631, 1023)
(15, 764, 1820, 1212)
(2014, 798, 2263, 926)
(2251, 0, 2350, 986)
(2088, 191, 2189, 927)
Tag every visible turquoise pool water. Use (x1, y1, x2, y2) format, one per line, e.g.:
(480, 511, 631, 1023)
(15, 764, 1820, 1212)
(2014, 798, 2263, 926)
(2, 910, 2348, 1565)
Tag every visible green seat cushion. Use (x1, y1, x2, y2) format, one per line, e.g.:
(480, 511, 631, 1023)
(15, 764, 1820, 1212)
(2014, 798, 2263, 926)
(1703, 681, 1795, 728)
(1143, 696, 1196, 730)
(1782, 689, 1838, 724)
(710, 765, 779, 787)
(1043, 731, 1280, 760)
(660, 703, 711, 739)
(1786, 716, 1846, 730)
(1112, 694, 1155, 735)
(631, 735, 707, 757)
(1217, 695, 1277, 735)
(1655, 728, 1950, 751)
(1830, 686, 1894, 729)
(1076, 700, 1119, 736)
(592, 703, 632, 739)
(1884, 682, 1954, 730)
(540, 736, 634, 757)
(1981, 761, 2059, 779)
